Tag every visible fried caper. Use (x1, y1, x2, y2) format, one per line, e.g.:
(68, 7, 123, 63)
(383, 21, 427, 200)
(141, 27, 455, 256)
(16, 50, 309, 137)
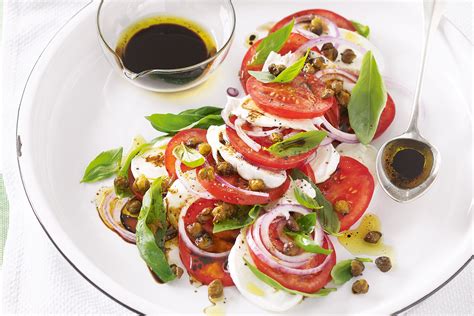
(249, 179, 265, 191)
(364, 231, 382, 244)
(283, 241, 299, 256)
(330, 79, 344, 93)
(114, 176, 129, 191)
(126, 199, 142, 215)
(321, 88, 335, 99)
(336, 90, 351, 107)
(197, 207, 213, 224)
(321, 43, 338, 61)
(132, 174, 150, 194)
(198, 142, 212, 156)
(313, 57, 326, 70)
(303, 63, 317, 74)
(208, 279, 224, 303)
(186, 222, 203, 238)
(270, 132, 284, 143)
(161, 176, 171, 195)
(195, 233, 213, 250)
(350, 260, 365, 277)
(334, 200, 350, 215)
(185, 137, 201, 147)
(375, 256, 392, 272)
(268, 63, 287, 76)
(352, 279, 369, 294)
(170, 264, 184, 279)
(198, 166, 215, 181)
(216, 161, 235, 176)
(341, 49, 357, 64)
(309, 17, 324, 35)
(286, 217, 300, 232)
(212, 203, 236, 223)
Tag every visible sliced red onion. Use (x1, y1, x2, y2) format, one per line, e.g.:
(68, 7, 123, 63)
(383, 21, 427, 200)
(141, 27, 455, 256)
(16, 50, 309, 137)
(175, 160, 214, 200)
(214, 172, 270, 198)
(295, 36, 367, 58)
(178, 203, 230, 259)
(294, 14, 339, 38)
(234, 118, 262, 152)
(227, 87, 239, 97)
(315, 68, 358, 82)
(313, 117, 359, 143)
(244, 126, 284, 137)
(97, 189, 136, 243)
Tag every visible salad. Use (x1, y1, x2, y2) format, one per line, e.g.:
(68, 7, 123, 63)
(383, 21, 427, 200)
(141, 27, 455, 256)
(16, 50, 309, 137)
(82, 9, 395, 312)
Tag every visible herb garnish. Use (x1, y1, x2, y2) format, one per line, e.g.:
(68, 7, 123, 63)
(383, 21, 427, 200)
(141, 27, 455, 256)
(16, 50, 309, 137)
(266, 130, 327, 157)
(250, 20, 295, 65)
(172, 143, 205, 168)
(331, 257, 373, 285)
(212, 205, 261, 233)
(81, 147, 123, 183)
(351, 20, 370, 38)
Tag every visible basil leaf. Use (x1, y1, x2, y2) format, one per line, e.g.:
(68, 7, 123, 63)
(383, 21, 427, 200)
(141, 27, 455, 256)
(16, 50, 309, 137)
(244, 257, 336, 297)
(267, 130, 327, 158)
(294, 186, 322, 211)
(295, 213, 317, 234)
(250, 19, 294, 66)
(351, 20, 370, 38)
(213, 205, 261, 233)
(172, 143, 205, 168)
(136, 177, 176, 282)
(285, 232, 333, 255)
(146, 106, 223, 134)
(249, 49, 310, 83)
(348, 51, 387, 144)
(81, 147, 123, 183)
(290, 169, 340, 235)
(331, 257, 373, 285)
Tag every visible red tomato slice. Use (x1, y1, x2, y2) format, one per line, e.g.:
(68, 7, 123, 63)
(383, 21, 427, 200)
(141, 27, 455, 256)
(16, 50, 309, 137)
(195, 161, 291, 205)
(239, 33, 313, 93)
(317, 156, 374, 231)
(297, 162, 317, 183)
(249, 235, 336, 293)
(247, 74, 334, 119)
(270, 9, 356, 33)
(374, 94, 396, 138)
(164, 128, 208, 179)
(226, 126, 315, 170)
(179, 199, 235, 286)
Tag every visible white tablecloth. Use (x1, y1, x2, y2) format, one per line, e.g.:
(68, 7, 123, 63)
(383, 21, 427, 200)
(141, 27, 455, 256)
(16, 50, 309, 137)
(1, 0, 472, 314)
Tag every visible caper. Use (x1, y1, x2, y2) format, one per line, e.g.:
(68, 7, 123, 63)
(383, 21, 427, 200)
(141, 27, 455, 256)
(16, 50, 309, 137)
(312, 57, 326, 70)
(114, 176, 129, 191)
(132, 174, 150, 194)
(170, 264, 184, 279)
(321, 88, 335, 99)
(303, 63, 317, 74)
(352, 279, 369, 294)
(248, 179, 265, 191)
(185, 137, 201, 147)
(270, 132, 284, 143)
(309, 17, 324, 35)
(350, 259, 365, 276)
(330, 79, 344, 93)
(286, 217, 300, 232)
(212, 203, 236, 223)
(283, 241, 299, 256)
(341, 49, 357, 64)
(165, 226, 178, 241)
(195, 233, 213, 250)
(336, 90, 351, 107)
(161, 176, 171, 195)
(268, 63, 287, 76)
(321, 42, 338, 61)
(186, 222, 203, 238)
(364, 231, 382, 244)
(216, 161, 235, 176)
(334, 200, 350, 215)
(197, 207, 213, 223)
(375, 256, 392, 272)
(208, 279, 224, 303)
(198, 142, 212, 156)
(198, 166, 215, 181)
(126, 199, 142, 215)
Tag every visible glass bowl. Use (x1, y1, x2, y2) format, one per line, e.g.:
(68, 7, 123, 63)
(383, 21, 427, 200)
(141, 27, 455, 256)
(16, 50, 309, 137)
(97, 0, 236, 92)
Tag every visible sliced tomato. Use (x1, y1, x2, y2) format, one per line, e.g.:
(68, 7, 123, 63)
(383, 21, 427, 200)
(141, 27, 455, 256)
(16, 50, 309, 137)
(249, 234, 336, 293)
(374, 94, 396, 138)
(226, 126, 315, 170)
(324, 99, 340, 129)
(239, 33, 313, 93)
(317, 156, 374, 231)
(179, 199, 235, 286)
(195, 161, 290, 205)
(270, 9, 356, 33)
(247, 74, 334, 119)
(164, 128, 207, 179)
(297, 162, 317, 183)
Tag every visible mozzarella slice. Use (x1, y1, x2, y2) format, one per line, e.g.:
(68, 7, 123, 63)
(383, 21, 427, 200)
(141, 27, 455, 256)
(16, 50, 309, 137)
(308, 144, 340, 183)
(207, 125, 287, 189)
(131, 137, 170, 181)
(228, 95, 317, 131)
(276, 178, 316, 206)
(228, 234, 303, 312)
(262, 51, 296, 72)
(336, 143, 377, 177)
(164, 176, 199, 228)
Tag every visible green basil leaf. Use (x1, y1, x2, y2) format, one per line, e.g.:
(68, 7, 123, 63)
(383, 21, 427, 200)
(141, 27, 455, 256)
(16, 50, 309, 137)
(250, 19, 294, 66)
(295, 213, 317, 234)
(331, 257, 373, 285)
(351, 20, 370, 38)
(285, 232, 333, 255)
(267, 130, 327, 158)
(290, 169, 341, 235)
(213, 205, 261, 233)
(249, 49, 310, 84)
(348, 51, 387, 144)
(146, 106, 223, 134)
(244, 257, 336, 297)
(172, 143, 205, 168)
(294, 186, 322, 211)
(136, 177, 176, 282)
(81, 147, 123, 183)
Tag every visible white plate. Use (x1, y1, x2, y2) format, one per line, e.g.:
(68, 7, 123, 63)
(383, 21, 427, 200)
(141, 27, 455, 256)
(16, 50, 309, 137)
(16, 1, 472, 314)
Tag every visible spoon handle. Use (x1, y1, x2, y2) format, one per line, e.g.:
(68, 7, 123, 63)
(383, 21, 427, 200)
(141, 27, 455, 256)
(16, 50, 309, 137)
(407, 0, 445, 133)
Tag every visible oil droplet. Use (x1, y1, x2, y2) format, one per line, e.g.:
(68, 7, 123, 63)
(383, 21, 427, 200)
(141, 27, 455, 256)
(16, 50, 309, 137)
(338, 214, 394, 257)
(204, 302, 225, 316)
(246, 282, 265, 297)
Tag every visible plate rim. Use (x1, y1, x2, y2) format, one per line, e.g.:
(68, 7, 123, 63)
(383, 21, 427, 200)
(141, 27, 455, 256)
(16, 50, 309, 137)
(13, 1, 473, 314)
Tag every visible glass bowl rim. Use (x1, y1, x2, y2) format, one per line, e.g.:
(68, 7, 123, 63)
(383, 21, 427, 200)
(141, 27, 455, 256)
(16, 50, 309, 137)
(96, 0, 236, 75)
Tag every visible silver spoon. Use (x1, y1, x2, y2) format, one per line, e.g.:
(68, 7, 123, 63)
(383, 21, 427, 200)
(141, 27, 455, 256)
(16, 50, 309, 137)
(376, 0, 443, 202)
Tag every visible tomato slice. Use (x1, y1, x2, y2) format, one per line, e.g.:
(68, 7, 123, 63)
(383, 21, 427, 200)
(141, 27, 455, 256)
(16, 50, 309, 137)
(297, 162, 317, 184)
(239, 33, 313, 93)
(195, 160, 291, 205)
(317, 156, 374, 231)
(226, 126, 315, 170)
(179, 199, 235, 286)
(374, 94, 396, 138)
(270, 9, 356, 33)
(247, 74, 334, 119)
(164, 128, 208, 179)
(249, 234, 336, 293)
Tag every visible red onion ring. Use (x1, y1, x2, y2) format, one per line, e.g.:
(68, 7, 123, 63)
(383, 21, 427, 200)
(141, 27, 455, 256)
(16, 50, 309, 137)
(175, 160, 214, 200)
(315, 68, 358, 82)
(295, 36, 367, 58)
(178, 202, 230, 259)
(97, 189, 136, 243)
(294, 14, 339, 38)
(234, 118, 262, 152)
(313, 116, 359, 143)
(243, 126, 284, 137)
(214, 172, 270, 198)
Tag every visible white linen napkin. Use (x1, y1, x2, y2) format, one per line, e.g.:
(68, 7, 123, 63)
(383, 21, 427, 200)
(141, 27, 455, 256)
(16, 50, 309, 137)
(0, 0, 471, 314)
